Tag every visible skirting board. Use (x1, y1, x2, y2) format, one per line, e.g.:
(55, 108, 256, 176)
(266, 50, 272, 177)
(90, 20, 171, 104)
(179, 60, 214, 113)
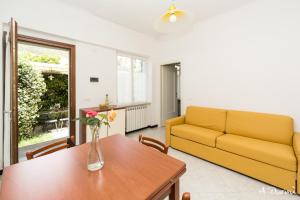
(125, 124, 159, 134)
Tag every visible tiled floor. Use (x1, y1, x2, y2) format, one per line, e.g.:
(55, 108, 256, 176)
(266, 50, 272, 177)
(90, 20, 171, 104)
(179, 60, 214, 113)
(127, 127, 300, 200)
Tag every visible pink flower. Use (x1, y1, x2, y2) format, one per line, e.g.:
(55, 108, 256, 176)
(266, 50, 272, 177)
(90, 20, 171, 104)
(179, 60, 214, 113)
(86, 110, 98, 118)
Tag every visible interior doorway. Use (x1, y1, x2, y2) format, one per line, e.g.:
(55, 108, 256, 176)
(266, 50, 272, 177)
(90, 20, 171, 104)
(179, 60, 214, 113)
(161, 62, 181, 126)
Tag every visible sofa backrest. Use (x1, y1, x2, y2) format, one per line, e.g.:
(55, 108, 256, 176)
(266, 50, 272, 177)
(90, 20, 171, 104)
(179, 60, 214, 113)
(185, 106, 226, 132)
(226, 110, 294, 145)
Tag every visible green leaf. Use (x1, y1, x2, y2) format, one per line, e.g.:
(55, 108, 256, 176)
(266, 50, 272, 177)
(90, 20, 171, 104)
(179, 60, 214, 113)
(103, 121, 110, 128)
(86, 118, 99, 126)
(74, 117, 88, 123)
(98, 113, 108, 120)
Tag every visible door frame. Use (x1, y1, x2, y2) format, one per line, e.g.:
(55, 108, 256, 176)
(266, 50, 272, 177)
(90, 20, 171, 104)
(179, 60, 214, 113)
(2, 31, 8, 168)
(9, 19, 18, 164)
(160, 62, 181, 126)
(12, 34, 76, 163)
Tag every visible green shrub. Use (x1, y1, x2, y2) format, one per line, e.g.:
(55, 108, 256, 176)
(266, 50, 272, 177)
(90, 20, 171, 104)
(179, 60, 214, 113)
(18, 61, 47, 140)
(40, 73, 68, 111)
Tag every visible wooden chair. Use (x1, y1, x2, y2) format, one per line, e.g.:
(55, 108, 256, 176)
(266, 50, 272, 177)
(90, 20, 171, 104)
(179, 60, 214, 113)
(139, 134, 169, 154)
(26, 136, 75, 160)
(182, 192, 190, 200)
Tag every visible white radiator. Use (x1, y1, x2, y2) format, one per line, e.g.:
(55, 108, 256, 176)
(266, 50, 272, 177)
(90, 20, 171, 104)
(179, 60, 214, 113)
(126, 105, 148, 132)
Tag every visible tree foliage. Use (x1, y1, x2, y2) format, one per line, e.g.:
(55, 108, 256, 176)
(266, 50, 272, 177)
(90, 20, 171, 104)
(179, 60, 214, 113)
(18, 61, 47, 139)
(40, 73, 68, 111)
(19, 52, 60, 64)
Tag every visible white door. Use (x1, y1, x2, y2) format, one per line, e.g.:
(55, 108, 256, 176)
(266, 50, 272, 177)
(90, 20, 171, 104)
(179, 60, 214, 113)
(161, 65, 178, 126)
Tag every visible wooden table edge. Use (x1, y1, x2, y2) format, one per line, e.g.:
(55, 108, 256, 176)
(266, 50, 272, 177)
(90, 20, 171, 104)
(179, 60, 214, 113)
(148, 164, 186, 200)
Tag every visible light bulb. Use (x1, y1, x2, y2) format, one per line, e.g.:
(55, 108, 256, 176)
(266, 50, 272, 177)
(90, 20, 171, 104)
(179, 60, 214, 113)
(169, 14, 177, 23)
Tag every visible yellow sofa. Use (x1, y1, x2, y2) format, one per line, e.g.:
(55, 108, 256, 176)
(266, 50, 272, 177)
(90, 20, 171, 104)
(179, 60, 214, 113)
(166, 106, 299, 193)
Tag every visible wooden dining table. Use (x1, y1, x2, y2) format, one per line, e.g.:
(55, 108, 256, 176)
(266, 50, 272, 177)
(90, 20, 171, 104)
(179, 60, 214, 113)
(0, 134, 186, 200)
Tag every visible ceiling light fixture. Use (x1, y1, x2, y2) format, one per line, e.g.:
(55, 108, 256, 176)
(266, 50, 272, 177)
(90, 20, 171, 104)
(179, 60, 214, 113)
(169, 13, 177, 23)
(154, 0, 194, 34)
(162, 2, 184, 23)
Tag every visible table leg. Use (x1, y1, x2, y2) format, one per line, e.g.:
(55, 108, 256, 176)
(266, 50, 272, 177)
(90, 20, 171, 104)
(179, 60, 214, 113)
(169, 180, 179, 200)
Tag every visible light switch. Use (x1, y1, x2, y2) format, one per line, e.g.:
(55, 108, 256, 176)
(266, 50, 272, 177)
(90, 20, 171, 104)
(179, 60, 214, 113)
(90, 77, 99, 82)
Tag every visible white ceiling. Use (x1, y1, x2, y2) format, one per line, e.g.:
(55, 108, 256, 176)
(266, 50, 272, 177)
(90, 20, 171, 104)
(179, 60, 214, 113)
(59, 0, 253, 37)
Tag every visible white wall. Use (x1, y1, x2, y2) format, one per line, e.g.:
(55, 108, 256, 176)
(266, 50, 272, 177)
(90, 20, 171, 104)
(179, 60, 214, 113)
(0, 25, 3, 167)
(76, 42, 118, 141)
(76, 42, 117, 109)
(154, 0, 300, 131)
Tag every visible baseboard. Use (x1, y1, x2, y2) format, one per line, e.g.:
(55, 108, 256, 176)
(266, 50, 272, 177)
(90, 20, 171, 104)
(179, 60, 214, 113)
(125, 124, 159, 134)
(148, 124, 158, 128)
(126, 127, 148, 134)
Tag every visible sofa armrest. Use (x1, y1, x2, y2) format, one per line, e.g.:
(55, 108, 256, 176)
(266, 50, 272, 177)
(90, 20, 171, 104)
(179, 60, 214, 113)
(165, 116, 185, 146)
(293, 133, 300, 194)
(293, 133, 300, 156)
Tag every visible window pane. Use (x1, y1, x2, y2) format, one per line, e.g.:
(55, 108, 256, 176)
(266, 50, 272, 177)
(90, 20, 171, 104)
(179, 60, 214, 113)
(117, 56, 132, 104)
(133, 59, 147, 102)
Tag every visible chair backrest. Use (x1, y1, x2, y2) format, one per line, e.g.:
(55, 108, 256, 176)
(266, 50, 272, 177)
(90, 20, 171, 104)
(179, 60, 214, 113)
(182, 192, 190, 200)
(139, 134, 169, 154)
(26, 136, 75, 160)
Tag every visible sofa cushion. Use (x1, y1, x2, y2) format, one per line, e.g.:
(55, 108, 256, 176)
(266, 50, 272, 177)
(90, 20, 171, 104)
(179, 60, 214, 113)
(216, 134, 296, 171)
(171, 124, 224, 147)
(226, 110, 293, 145)
(185, 106, 226, 132)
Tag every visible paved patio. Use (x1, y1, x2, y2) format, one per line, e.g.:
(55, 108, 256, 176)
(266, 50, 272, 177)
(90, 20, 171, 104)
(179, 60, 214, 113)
(18, 128, 69, 162)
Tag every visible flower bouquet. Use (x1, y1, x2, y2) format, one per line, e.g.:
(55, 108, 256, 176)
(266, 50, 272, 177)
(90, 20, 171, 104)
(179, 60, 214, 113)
(76, 109, 117, 171)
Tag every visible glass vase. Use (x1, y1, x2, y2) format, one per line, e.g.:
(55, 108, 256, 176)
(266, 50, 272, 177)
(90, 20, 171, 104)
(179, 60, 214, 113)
(87, 125, 104, 171)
